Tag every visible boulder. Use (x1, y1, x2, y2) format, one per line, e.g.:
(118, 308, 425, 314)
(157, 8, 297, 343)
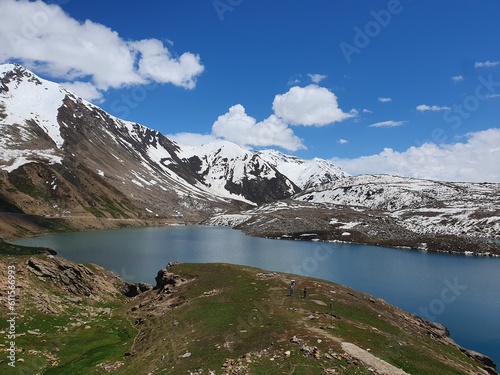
(123, 282, 153, 297)
(154, 268, 183, 289)
(27, 258, 56, 278)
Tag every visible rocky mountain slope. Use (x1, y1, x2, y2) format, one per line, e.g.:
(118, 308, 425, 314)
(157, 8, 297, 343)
(178, 141, 299, 205)
(0, 251, 496, 374)
(0, 63, 346, 238)
(206, 174, 500, 255)
(295, 174, 500, 239)
(1, 63, 499, 254)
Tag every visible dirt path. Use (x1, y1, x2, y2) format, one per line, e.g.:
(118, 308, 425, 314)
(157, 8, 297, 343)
(341, 342, 410, 375)
(307, 326, 409, 374)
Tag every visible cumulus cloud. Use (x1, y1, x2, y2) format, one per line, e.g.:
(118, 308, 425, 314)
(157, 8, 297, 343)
(130, 39, 204, 90)
(171, 84, 353, 151)
(307, 73, 327, 84)
(338, 139, 348, 144)
(331, 128, 500, 182)
(272, 85, 354, 126)
(416, 104, 451, 112)
(368, 120, 405, 128)
(211, 104, 305, 151)
(378, 97, 392, 103)
(452, 75, 464, 82)
(475, 60, 500, 68)
(0, 0, 204, 100)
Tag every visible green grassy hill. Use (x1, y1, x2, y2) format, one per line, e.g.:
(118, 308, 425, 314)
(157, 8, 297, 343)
(0, 252, 496, 374)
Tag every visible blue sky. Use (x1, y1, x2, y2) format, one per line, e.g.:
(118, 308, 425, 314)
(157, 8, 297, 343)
(1, 0, 500, 181)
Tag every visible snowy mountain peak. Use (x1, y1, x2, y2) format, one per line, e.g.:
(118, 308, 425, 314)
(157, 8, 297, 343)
(0, 62, 31, 76)
(0, 64, 312, 208)
(1, 63, 68, 149)
(180, 139, 253, 160)
(257, 149, 348, 189)
(179, 140, 299, 205)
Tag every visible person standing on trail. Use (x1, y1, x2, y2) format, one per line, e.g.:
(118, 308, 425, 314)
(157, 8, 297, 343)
(290, 279, 296, 296)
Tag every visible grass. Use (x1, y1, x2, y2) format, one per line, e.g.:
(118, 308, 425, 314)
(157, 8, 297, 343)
(112, 263, 485, 374)
(99, 195, 130, 219)
(7, 170, 53, 203)
(83, 205, 106, 218)
(0, 193, 22, 213)
(0, 240, 54, 256)
(0, 309, 135, 375)
(0, 260, 489, 374)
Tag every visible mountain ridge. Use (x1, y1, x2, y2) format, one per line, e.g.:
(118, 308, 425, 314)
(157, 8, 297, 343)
(0, 63, 346, 224)
(0, 63, 499, 256)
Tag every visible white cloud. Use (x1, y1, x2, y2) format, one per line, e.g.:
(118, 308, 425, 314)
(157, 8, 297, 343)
(368, 120, 405, 128)
(171, 84, 353, 151)
(130, 39, 204, 90)
(167, 132, 219, 147)
(272, 85, 354, 126)
(61, 81, 104, 103)
(452, 75, 464, 82)
(331, 128, 500, 182)
(211, 104, 305, 151)
(416, 104, 451, 112)
(475, 60, 500, 68)
(338, 139, 348, 144)
(0, 0, 204, 101)
(362, 108, 373, 113)
(378, 97, 392, 103)
(307, 73, 327, 84)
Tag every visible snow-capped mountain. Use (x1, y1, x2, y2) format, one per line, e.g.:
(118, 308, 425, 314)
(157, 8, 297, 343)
(257, 149, 348, 189)
(178, 141, 299, 205)
(295, 174, 500, 238)
(0, 63, 344, 224)
(0, 63, 225, 219)
(2, 63, 498, 251)
(205, 173, 499, 255)
(0, 63, 66, 170)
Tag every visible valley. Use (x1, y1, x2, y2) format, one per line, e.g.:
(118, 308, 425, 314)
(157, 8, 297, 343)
(0, 64, 499, 256)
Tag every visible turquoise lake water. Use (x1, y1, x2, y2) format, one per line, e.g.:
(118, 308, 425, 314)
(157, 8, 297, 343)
(12, 225, 500, 367)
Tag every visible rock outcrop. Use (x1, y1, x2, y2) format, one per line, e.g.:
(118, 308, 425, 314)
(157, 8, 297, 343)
(154, 263, 189, 291)
(24, 256, 146, 305)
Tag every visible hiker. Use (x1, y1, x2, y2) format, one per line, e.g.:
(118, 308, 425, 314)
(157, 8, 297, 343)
(303, 287, 307, 299)
(290, 279, 295, 296)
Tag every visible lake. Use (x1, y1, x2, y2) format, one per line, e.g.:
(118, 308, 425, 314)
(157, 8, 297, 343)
(11, 225, 500, 366)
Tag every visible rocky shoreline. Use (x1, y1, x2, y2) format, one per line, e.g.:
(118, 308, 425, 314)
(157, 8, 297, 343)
(205, 202, 500, 257)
